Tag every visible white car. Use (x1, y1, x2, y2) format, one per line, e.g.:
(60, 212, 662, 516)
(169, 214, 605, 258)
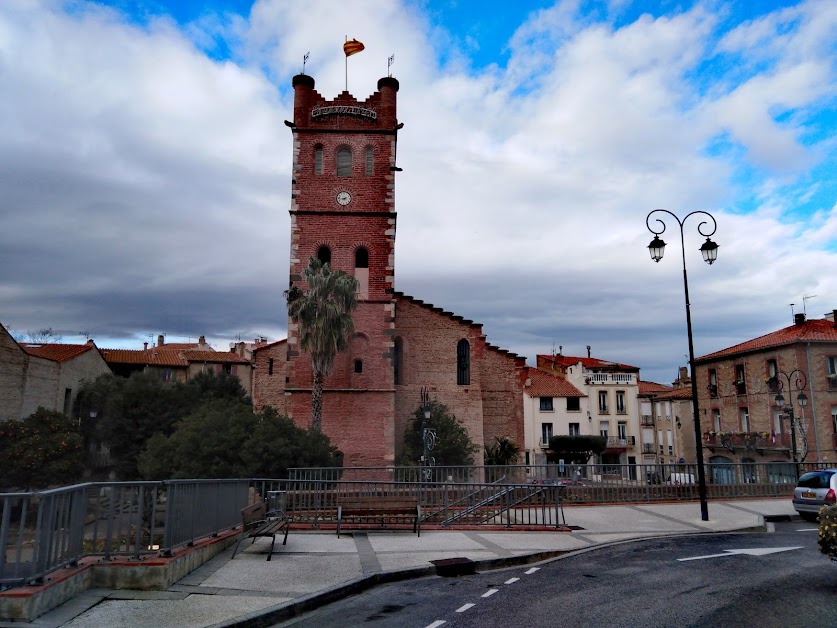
(792, 469, 837, 521)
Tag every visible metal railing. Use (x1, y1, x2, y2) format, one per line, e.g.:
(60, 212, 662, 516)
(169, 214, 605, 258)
(1, 480, 250, 589)
(5, 461, 831, 589)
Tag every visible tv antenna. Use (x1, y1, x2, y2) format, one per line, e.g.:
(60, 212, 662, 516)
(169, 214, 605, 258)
(803, 294, 817, 315)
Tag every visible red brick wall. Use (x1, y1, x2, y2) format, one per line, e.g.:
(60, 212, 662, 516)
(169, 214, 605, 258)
(252, 341, 287, 414)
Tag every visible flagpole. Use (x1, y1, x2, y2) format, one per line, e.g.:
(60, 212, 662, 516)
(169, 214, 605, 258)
(345, 36, 348, 91)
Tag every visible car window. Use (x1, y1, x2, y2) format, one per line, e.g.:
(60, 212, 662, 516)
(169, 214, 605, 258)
(797, 471, 833, 489)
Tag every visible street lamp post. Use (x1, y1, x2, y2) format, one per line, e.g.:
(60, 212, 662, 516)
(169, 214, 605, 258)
(646, 209, 719, 522)
(419, 387, 435, 481)
(771, 369, 808, 479)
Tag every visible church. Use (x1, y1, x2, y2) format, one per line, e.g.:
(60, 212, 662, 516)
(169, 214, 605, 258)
(252, 73, 526, 467)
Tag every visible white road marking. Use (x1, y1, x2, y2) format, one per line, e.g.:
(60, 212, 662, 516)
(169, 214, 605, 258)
(482, 589, 499, 598)
(796, 528, 818, 532)
(424, 621, 446, 628)
(504, 577, 520, 584)
(455, 603, 476, 613)
(524, 567, 541, 575)
(677, 546, 803, 562)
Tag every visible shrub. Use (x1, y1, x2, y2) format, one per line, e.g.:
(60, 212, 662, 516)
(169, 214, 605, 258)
(818, 503, 837, 561)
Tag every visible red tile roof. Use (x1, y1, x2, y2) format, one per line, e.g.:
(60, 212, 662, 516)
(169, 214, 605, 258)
(654, 387, 693, 400)
(101, 348, 188, 367)
(101, 347, 251, 366)
(524, 367, 585, 398)
(21, 343, 95, 363)
(696, 317, 837, 362)
(638, 380, 674, 396)
(537, 354, 639, 372)
(184, 351, 250, 364)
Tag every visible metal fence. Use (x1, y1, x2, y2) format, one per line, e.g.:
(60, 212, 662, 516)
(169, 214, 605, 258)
(4, 462, 828, 589)
(1, 480, 250, 589)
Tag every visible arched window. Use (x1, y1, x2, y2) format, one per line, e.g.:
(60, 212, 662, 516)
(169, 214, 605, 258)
(336, 145, 352, 176)
(365, 145, 374, 176)
(457, 339, 470, 385)
(314, 144, 323, 175)
(354, 246, 369, 299)
(317, 246, 331, 267)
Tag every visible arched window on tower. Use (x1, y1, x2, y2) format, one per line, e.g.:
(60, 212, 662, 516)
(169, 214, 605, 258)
(365, 145, 374, 176)
(317, 246, 331, 267)
(457, 339, 470, 385)
(336, 145, 352, 176)
(314, 144, 323, 175)
(354, 246, 369, 299)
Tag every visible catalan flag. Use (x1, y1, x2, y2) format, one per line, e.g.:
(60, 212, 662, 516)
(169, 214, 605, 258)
(343, 38, 365, 57)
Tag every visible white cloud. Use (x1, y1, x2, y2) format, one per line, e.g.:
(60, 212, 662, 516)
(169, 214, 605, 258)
(0, 0, 833, 383)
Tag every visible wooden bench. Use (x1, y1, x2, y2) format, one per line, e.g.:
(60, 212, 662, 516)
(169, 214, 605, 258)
(231, 500, 289, 561)
(337, 496, 421, 538)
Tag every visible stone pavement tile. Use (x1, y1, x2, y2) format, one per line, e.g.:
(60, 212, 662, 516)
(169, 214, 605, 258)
(105, 590, 189, 600)
(200, 554, 363, 595)
(563, 506, 701, 533)
(63, 595, 280, 628)
(376, 550, 496, 571)
(367, 531, 486, 553)
(169, 584, 221, 594)
(718, 499, 796, 517)
(471, 532, 590, 552)
(13, 589, 109, 628)
(274, 532, 357, 553)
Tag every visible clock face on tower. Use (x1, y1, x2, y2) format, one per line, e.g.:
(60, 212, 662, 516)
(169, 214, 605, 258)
(336, 190, 352, 206)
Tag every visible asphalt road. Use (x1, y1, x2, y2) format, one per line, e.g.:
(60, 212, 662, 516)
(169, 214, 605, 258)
(276, 521, 837, 628)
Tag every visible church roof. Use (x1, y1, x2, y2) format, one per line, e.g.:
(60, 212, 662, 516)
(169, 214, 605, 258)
(537, 354, 639, 372)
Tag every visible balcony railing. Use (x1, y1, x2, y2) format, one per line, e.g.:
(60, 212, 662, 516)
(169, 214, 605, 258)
(702, 432, 790, 450)
(641, 415, 654, 426)
(642, 443, 654, 453)
(605, 436, 633, 449)
(586, 373, 635, 385)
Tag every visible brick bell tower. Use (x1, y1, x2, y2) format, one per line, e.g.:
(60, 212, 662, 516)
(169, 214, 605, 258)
(284, 73, 400, 466)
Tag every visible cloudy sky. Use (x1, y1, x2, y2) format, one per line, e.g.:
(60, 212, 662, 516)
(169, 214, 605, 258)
(1, 0, 835, 384)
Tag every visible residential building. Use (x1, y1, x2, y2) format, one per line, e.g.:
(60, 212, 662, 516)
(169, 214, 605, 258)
(522, 367, 587, 465)
(101, 334, 253, 395)
(255, 72, 526, 466)
(0, 323, 110, 421)
(694, 310, 837, 469)
(536, 351, 641, 476)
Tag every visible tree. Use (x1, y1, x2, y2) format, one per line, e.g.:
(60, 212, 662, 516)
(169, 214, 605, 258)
(285, 257, 358, 431)
(138, 404, 342, 479)
(398, 400, 479, 466)
(74, 370, 251, 479)
(26, 327, 63, 343)
(484, 436, 521, 466)
(0, 408, 84, 490)
(547, 435, 607, 464)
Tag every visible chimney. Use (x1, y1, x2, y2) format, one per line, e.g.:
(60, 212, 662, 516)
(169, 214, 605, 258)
(143, 342, 148, 350)
(587, 345, 591, 358)
(157, 334, 164, 347)
(832, 309, 837, 328)
(794, 313, 806, 326)
(199, 335, 206, 346)
(679, 366, 689, 381)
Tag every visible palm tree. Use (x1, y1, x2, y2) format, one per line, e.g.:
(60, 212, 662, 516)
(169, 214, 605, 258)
(285, 257, 359, 431)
